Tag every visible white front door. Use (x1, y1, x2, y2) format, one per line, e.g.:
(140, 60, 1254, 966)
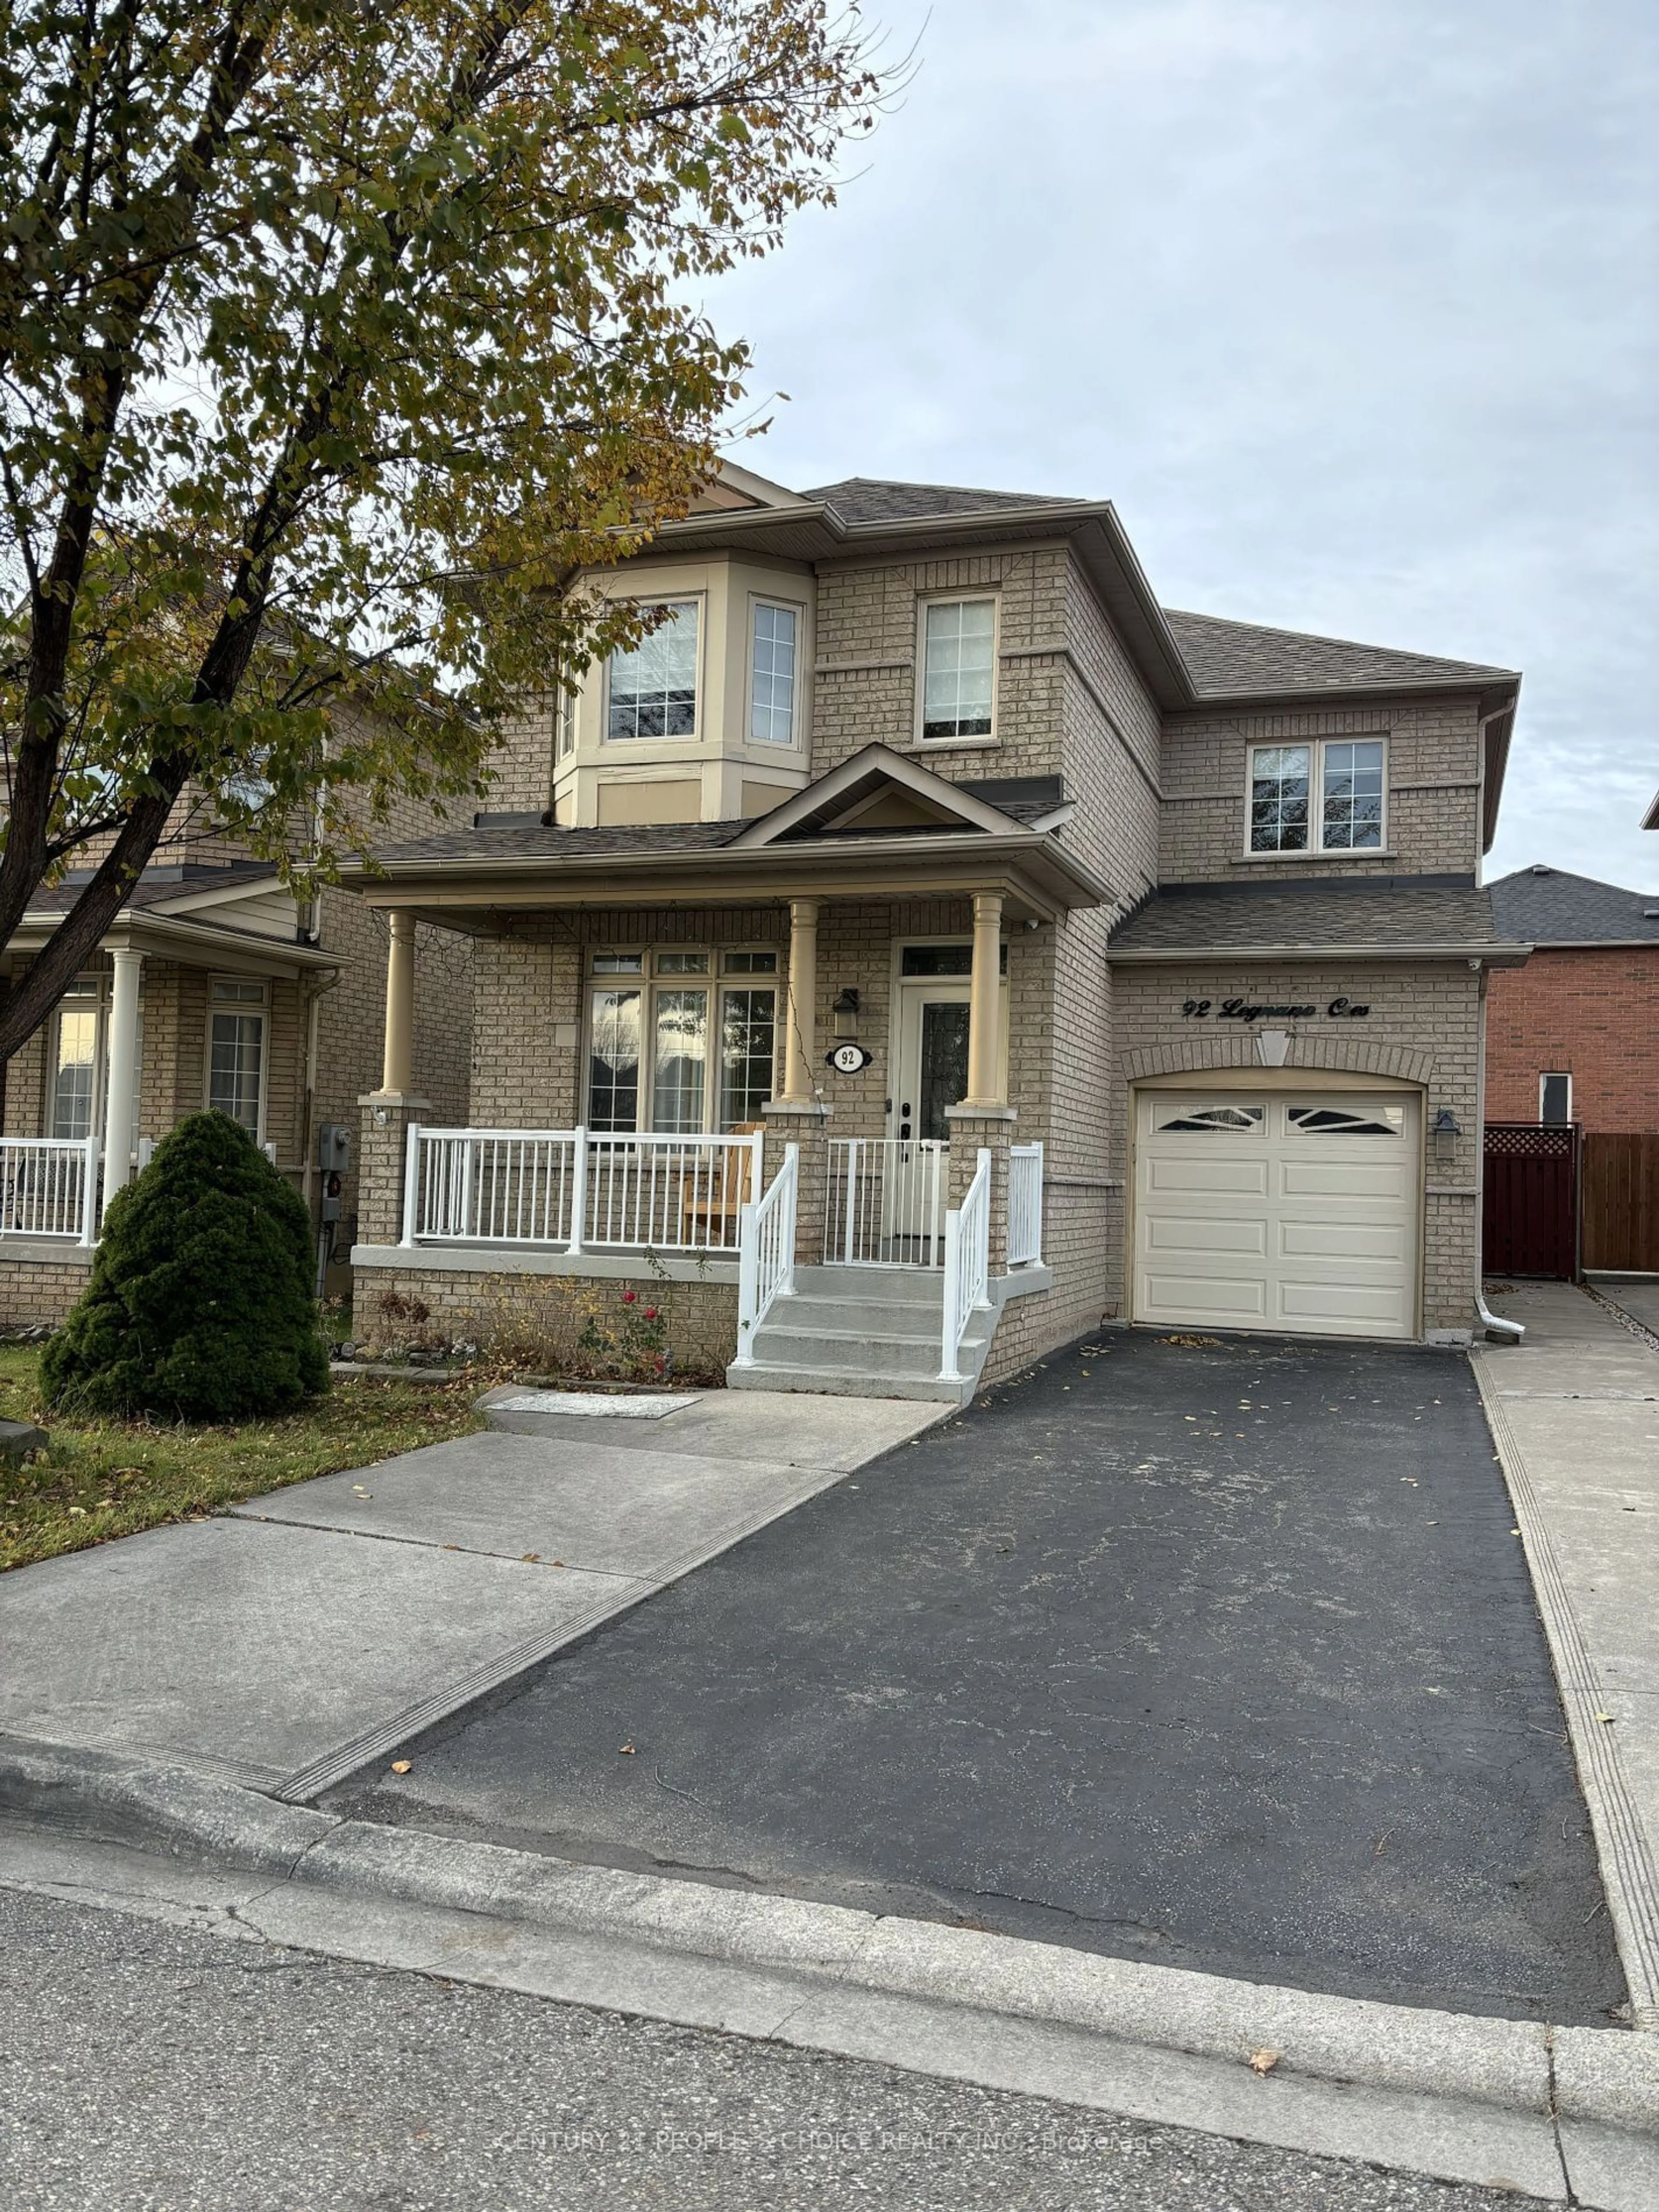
(1132, 1090, 1421, 1340)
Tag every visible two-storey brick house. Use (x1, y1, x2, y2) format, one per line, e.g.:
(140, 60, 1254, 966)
(343, 467, 1527, 1396)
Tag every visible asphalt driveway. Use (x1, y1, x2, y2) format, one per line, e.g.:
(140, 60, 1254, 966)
(330, 1331, 1626, 2025)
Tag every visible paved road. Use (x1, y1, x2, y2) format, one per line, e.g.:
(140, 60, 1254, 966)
(0, 1886, 1543, 2212)
(332, 1331, 1624, 2024)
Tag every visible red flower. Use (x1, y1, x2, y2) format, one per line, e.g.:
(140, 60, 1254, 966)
(644, 1307, 658, 1320)
(621, 1290, 636, 1305)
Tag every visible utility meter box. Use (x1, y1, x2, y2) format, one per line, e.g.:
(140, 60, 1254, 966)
(317, 1123, 352, 1224)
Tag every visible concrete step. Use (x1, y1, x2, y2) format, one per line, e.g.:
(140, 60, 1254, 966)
(758, 1325, 948, 1380)
(792, 1266, 946, 1307)
(727, 1361, 977, 1408)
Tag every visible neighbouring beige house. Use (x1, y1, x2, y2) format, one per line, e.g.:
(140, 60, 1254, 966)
(336, 464, 1527, 1399)
(0, 736, 474, 1327)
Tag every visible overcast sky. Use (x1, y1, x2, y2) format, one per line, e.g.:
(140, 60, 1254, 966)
(707, 0, 1658, 890)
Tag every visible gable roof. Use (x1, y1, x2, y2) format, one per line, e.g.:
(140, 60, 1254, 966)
(729, 744, 1040, 847)
(1163, 609, 1518, 700)
(1487, 865, 1659, 946)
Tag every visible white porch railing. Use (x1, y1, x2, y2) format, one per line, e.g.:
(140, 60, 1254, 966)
(825, 1136, 949, 1267)
(404, 1127, 763, 1254)
(0, 1136, 99, 1245)
(1008, 1141, 1044, 1267)
(733, 1143, 798, 1367)
(940, 1146, 992, 1384)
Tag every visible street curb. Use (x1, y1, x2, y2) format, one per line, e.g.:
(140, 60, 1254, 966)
(0, 1732, 334, 1874)
(2, 1731, 1655, 2158)
(1472, 1353, 1659, 2031)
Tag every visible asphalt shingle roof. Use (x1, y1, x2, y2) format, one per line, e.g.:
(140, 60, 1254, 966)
(1487, 866, 1659, 946)
(27, 859, 276, 913)
(1162, 610, 1517, 699)
(806, 477, 1083, 525)
(1108, 875, 1510, 955)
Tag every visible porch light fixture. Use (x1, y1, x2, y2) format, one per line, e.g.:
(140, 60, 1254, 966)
(1432, 1106, 1461, 1160)
(832, 986, 861, 1039)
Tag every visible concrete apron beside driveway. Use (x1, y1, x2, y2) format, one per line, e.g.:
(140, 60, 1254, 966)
(1478, 1278, 1659, 2031)
(0, 1389, 943, 1802)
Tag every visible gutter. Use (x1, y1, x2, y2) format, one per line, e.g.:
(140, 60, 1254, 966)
(1106, 939, 1534, 966)
(340, 826, 1115, 908)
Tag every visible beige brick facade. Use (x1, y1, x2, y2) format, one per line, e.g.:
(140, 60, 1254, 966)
(1159, 697, 1485, 884)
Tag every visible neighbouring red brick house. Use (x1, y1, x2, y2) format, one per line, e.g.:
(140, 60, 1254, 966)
(1486, 867, 1659, 1132)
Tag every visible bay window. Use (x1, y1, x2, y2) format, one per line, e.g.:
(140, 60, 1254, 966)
(606, 601, 699, 741)
(586, 948, 778, 1132)
(750, 601, 799, 744)
(1249, 739, 1385, 854)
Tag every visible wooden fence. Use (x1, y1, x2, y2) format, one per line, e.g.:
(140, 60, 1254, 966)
(1483, 1122, 1580, 1278)
(1581, 1133, 1659, 1272)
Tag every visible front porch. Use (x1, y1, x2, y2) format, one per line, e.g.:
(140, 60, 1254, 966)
(356, 1116, 1048, 1396)
(344, 743, 1104, 1396)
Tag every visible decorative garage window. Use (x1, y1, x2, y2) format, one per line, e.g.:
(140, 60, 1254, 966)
(1155, 1104, 1264, 1133)
(1288, 1104, 1405, 1136)
(586, 946, 778, 1134)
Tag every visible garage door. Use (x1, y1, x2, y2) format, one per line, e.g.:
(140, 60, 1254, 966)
(1133, 1090, 1421, 1340)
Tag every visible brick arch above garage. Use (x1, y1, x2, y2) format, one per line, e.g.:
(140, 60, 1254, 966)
(1120, 1035, 1435, 1087)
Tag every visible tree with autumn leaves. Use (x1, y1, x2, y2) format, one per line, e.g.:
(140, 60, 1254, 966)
(0, 0, 882, 1064)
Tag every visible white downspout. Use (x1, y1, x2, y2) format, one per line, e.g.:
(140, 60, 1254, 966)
(1471, 957, 1524, 1342)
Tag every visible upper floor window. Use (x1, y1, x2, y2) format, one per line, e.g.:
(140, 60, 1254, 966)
(920, 597, 995, 741)
(750, 601, 799, 745)
(607, 601, 698, 741)
(1249, 738, 1385, 854)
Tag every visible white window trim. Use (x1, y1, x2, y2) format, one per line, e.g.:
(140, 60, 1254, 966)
(1539, 1071, 1573, 1125)
(914, 591, 1001, 749)
(582, 945, 779, 1133)
(1243, 735, 1390, 859)
(747, 593, 805, 750)
(601, 595, 704, 748)
(204, 976, 270, 1144)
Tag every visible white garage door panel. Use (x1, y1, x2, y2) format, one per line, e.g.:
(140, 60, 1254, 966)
(1279, 1158, 1412, 1200)
(1146, 1215, 1268, 1255)
(1133, 1091, 1420, 1341)
(1277, 1278, 1410, 1325)
(1278, 1217, 1408, 1261)
(1142, 1273, 1268, 1318)
(1144, 1155, 1270, 1196)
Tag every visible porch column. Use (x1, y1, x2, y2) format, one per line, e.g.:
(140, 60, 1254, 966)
(964, 891, 1006, 1109)
(100, 946, 144, 1212)
(381, 910, 416, 1096)
(780, 898, 820, 1105)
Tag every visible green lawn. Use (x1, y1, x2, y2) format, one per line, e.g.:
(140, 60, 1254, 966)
(0, 1345, 483, 1573)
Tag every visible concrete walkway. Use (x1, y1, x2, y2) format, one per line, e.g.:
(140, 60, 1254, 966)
(1477, 1279, 1659, 2028)
(0, 1390, 941, 1803)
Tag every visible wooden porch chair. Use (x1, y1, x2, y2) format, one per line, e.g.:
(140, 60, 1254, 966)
(680, 1123, 767, 1245)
